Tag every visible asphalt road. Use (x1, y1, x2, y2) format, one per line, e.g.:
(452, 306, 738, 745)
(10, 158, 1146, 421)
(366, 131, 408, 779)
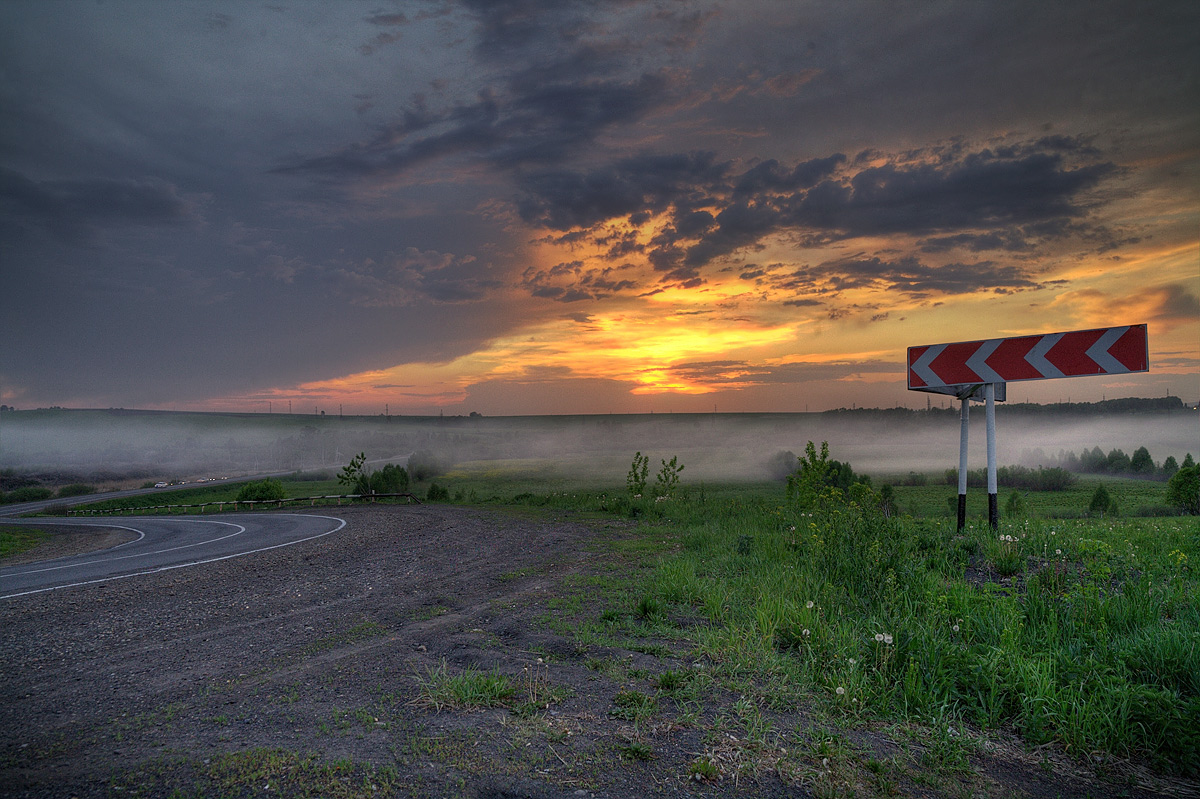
(0, 513, 346, 600)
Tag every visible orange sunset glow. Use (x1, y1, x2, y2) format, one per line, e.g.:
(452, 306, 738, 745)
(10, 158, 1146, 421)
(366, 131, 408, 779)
(2, 2, 1196, 414)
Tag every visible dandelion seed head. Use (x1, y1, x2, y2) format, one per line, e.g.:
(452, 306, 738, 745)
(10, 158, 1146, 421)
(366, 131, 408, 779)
(836, 686, 845, 695)
(806, 601, 815, 609)
(874, 633, 884, 642)
(884, 634, 893, 645)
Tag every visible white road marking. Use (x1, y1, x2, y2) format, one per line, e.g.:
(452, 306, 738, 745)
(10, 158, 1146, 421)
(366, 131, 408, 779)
(5, 520, 244, 577)
(0, 514, 347, 600)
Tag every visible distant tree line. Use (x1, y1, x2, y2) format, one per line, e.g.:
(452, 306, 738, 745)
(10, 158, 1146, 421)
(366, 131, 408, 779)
(943, 465, 1077, 491)
(1040, 447, 1193, 481)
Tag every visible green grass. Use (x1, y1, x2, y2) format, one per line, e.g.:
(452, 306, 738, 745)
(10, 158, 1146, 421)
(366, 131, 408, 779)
(626, 491, 1199, 776)
(889, 474, 1175, 520)
(433, 461, 1196, 776)
(0, 526, 50, 558)
(413, 661, 516, 711)
(108, 748, 405, 798)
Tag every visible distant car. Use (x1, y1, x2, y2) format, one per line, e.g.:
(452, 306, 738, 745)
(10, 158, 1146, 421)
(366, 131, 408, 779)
(154, 482, 168, 488)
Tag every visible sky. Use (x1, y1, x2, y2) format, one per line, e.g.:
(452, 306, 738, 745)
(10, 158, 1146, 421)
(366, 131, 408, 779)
(2, 0, 1198, 416)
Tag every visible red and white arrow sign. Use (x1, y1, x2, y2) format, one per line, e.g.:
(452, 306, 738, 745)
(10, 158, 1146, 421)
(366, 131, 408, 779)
(908, 324, 1148, 390)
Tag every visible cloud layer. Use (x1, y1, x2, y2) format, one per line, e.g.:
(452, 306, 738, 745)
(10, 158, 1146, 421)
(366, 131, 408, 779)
(1, 0, 1196, 413)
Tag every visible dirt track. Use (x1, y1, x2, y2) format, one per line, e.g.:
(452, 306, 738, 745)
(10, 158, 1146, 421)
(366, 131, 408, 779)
(0, 505, 1187, 798)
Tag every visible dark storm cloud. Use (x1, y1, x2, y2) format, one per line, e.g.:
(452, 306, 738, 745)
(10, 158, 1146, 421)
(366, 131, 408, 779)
(279, 0, 706, 181)
(798, 151, 1118, 236)
(277, 68, 676, 178)
(0, 167, 194, 242)
(516, 139, 1118, 294)
(516, 151, 728, 230)
(521, 260, 639, 302)
(332, 248, 504, 307)
(769, 255, 1041, 300)
(663, 358, 898, 387)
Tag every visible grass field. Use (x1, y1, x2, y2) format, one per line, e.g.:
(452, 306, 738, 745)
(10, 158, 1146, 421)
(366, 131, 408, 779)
(428, 465, 1199, 778)
(9, 459, 1197, 781)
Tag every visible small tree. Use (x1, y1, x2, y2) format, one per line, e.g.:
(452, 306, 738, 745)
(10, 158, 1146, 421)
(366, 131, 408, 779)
(627, 452, 649, 496)
(338, 452, 369, 493)
(1130, 446, 1155, 475)
(1165, 466, 1199, 514)
(1088, 485, 1118, 517)
(653, 456, 684, 497)
(1004, 490, 1027, 518)
(880, 484, 897, 517)
(374, 463, 410, 494)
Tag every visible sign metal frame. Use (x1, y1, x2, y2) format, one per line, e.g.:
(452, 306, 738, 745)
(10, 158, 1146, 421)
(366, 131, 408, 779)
(907, 324, 1150, 531)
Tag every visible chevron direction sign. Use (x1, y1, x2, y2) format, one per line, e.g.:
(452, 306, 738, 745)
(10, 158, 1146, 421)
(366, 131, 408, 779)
(908, 324, 1148, 391)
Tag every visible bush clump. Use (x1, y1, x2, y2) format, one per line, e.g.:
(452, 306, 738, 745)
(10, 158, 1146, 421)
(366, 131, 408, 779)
(1166, 465, 1199, 514)
(0, 486, 54, 505)
(236, 478, 286, 503)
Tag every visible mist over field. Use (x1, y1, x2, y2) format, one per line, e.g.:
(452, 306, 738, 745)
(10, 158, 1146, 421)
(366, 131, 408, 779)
(1, 401, 1196, 488)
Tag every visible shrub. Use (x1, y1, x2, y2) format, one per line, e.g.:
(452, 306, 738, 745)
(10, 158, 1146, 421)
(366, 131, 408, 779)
(786, 441, 869, 509)
(1165, 466, 1199, 514)
(236, 479, 286, 502)
(407, 451, 444, 482)
(426, 482, 450, 502)
(1088, 485, 1118, 517)
(1, 486, 54, 504)
(373, 463, 410, 494)
(57, 483, 96, 498)
(627, 452, 649, 495)
(1004, 490, 1026, 518)
(653, 455, 684, 497)
(767, 450, 797, 481)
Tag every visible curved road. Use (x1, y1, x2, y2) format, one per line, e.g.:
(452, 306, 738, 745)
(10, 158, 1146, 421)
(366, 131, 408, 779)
(0, 513, 346, 600)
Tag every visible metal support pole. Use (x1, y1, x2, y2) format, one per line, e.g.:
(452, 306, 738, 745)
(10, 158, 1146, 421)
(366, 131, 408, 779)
(957, 396, 969, 531)
(985, 383, 999, 530)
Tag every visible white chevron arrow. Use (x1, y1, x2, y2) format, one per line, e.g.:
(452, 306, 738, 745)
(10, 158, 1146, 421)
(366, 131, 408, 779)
(965, 338, 1004, 383)
(1085, 326, 1129, 373)
(1025, 332, 1065, 378)
(911, 344, 946, 386)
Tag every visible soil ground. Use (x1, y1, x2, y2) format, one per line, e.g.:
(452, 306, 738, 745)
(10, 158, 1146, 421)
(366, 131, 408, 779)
(1, 505, 1193, 798)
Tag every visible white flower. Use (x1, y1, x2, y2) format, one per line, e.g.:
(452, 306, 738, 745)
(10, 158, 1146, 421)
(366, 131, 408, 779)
(1056, 549, 1062, 555)
(802, 628, 810, 637)
(848, 658, 856, 665)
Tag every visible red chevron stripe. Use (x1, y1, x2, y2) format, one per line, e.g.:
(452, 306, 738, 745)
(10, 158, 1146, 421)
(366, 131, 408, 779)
(931, 341, 985, 384)
(907, 345, 930, 387)
(988, 335, 1043, 380)
(1110, 326, 1148, 372)
(1047, 329, 1106, 375)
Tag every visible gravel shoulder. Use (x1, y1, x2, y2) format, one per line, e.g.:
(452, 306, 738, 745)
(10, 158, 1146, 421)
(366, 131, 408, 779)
(0, 505, 1189, 799)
